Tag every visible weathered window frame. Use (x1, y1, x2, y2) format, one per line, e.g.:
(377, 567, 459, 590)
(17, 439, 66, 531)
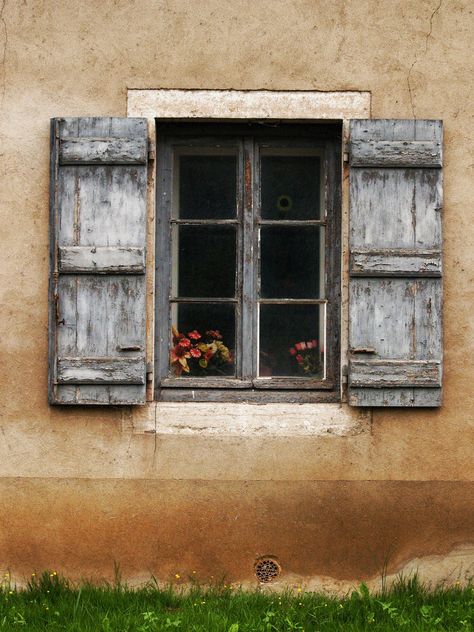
(154, 122, 342, 403)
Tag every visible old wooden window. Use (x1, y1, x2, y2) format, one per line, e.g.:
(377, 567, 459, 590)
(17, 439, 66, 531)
(49, 117, 442, 407)
(154, 123, 341, 402)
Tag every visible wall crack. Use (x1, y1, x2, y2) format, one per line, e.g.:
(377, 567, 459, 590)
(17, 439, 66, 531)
(0, 0, 7, 107)
(407, 0, 443, 118)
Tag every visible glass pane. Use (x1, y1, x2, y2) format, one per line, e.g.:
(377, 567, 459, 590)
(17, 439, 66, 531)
(175, 150, 237, 219)
(259, 304, 325, 378)
(170, 303, 235, 377)
(261, 152, 321, 220)
(172, 225, 236, 298)
(260, 226, 323, 299)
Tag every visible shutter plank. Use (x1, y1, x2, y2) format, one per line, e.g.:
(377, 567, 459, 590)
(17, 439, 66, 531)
(349, 360, 441, 388)
(60, 137, 147, 165)
(59, 246, 145, 273)
(57, 357, 145, 384)
(350, 249, 441, 276)
(348, 120, 443, 407)
(49, 117, 148, 405)
(350, 140, 442, 168)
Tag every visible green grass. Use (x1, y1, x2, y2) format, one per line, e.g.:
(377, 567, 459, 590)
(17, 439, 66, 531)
(0, 571, 472, 631)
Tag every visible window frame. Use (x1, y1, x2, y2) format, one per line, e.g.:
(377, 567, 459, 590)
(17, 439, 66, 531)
(154, 122, 342, 403)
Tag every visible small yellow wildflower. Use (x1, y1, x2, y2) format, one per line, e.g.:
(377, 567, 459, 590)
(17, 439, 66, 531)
(31, 573, 36, 577)
(297, 587, 302, 593)
(175, 573, 180, 579)
(192, 570, 196, 574)
(8, 591, 13, 595)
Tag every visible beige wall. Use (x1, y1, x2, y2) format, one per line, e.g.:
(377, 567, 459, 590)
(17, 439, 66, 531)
(0, 0, 473, 589)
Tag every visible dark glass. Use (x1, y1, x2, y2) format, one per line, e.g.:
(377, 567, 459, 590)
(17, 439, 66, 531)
(172, 226, 236, 298)
(170, 303, 235, 377)
(259, 304, 324, 377)
(177, 154, 237, 219)
(260, 226, 323, 299)
(261, 155, 321, 220)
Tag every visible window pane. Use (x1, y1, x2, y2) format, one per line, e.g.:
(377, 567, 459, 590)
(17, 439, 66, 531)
(259, 304, 325, 378)
(175, 150, 237, 219)
(170, 303, 235, 377)
(260, 226, 324, 299)
(261, 153, 321, 220)
(172, 225, 236, 298)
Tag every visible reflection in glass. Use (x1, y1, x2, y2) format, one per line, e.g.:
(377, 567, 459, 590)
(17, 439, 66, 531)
(260, 226, 323, 299)
(261, 154, 321, 220)
(259, 304, 324, 378)
(170, 303, 235, 377)
(172, 225, 236, 298)
(176, 152, 237, 219)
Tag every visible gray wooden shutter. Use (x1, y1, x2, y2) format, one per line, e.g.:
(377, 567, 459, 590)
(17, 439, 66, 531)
(49, 118, 148, 405)
(348, 120, 443, 407)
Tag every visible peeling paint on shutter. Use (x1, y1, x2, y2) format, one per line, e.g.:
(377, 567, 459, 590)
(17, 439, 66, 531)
(49, 118, 148, 405)
(348, 120, 443, 407)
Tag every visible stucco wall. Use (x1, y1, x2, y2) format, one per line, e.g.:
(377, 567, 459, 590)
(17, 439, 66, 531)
(0, 0, 473, 589)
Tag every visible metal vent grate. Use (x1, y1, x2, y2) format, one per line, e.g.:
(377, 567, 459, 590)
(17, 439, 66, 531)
(254, 557, 281, 583)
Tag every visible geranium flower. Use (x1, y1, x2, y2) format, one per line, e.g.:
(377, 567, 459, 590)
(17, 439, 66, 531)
(206, 329, 222, 340)
(188, 330, 201, 340)
(289, 347, 297, 356)
(178, 338, 191, 349)
(295, 354, 303, 364)
(190, 347, 201, 358)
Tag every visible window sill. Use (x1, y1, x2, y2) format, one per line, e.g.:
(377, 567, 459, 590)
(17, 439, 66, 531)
(124, 401, 370, 437)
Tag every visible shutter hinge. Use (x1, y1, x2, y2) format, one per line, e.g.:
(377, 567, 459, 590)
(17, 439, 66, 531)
(146, 361, 154, 382)
(54, 293, 65, 325)
(343, 151, 350, 163)
(148, 144, 156, 162)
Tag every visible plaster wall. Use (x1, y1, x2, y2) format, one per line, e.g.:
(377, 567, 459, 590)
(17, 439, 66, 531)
(0, 0, 473, 589)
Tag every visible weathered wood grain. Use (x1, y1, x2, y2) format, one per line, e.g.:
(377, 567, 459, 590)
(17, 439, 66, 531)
(59, 137, 147, 165)
(349, 359, 441, 387)
(49, 117, 148, 405)
(348, 387, 442, 407)
(350, 249, 442, 276)
(59, 246, 145, 273)
(350, 140, 442, 168)
(57, 357, 145, 384)
(348, 119, 443, 407)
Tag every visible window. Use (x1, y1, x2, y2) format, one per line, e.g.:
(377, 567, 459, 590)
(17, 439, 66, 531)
(154, 123, 341, 402)
(48, 115, 443, 408)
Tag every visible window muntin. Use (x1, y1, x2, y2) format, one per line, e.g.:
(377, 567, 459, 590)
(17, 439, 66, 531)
(155, 124, 341, 401)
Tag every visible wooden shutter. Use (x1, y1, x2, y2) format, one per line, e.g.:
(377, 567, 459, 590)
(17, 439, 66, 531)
(348, 120, 443, 407)
(49, 118, 148, 405)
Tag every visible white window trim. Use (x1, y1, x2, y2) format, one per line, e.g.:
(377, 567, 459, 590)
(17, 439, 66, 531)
(126, 89, 372, 436)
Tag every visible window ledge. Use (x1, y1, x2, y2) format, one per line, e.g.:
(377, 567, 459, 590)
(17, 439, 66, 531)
(127, 89, 371, 120)
(123, 402, 371, 437)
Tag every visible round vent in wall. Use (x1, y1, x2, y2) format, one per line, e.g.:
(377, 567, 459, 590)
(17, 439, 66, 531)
(254, 557, 281, 583)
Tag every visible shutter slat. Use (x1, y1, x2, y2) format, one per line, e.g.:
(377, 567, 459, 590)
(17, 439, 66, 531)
(348, 120, 443, 407)
(57, 357, 145, 384)
(49, 117, 148, 405)
(350, 360, 441, 388)
(59, 137, 147, 165)
(350, 140, 442, 168)
(59, 246, 145, 274)
(350, 249, 441, 277)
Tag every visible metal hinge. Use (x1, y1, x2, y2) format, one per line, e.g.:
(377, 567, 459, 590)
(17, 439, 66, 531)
(343, 151, 350, 163)
(148, 144, 156, 162)
(146, 361, 154, 382)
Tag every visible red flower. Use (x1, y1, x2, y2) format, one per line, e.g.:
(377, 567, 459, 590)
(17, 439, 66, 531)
(295, 354, 303, 364)
(190, 347, 201, 358)
(188, 330, 201, 340)
(311, 339, 317, 348)
(206, 329, 222, 340)
(295, 342, 306, 351)
(205, 349, 215, 361)
(289, 347, 297, 356)
(178, 338, 191, 349)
